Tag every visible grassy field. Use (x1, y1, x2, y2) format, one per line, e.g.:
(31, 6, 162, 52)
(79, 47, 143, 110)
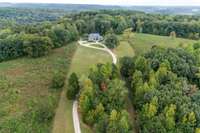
(114, 40, 135, 58)
(69, 45, 112, 75)
(121, 29, 196, 55)
(0, 43, 76, 133)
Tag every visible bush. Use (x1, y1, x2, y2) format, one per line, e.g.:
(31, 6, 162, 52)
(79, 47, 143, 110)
(27, 96, 56, 123)
(51, 71, 66, 89)
(33, 102, 54, 123)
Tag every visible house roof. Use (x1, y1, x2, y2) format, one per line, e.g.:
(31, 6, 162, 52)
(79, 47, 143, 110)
(89, 33, 101, 37)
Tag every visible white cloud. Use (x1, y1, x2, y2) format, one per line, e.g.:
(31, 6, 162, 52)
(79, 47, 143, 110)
(1, 0, 200, 6)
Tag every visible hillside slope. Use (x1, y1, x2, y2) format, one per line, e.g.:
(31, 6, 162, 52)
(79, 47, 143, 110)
(120, 29, 196, 55)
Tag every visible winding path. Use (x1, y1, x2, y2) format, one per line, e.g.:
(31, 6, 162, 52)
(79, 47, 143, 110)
(78, 41, 117, 64)
(72, 40, 117, 133)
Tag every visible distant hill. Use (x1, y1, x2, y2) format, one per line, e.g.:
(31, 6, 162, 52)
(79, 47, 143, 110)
(127, 6, 200, 15)
(0, 3, 122, 12)
(0, 3, 200, 15)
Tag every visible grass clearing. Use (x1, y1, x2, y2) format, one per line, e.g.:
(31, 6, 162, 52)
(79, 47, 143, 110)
(121, 29, 196, 55)
(114, 41, 135, 58)
(90, 43, 104, 48)
(0, 42, 76, 133)
(69, 45, 112, 75)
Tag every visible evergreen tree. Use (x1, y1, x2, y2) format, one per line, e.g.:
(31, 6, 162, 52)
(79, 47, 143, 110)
(67, 72, 80, 100)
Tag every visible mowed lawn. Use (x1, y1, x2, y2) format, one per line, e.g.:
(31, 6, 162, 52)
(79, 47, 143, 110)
(114, 41, 135, 58)
(0, 43, 76, 133)
(69, 45, 112, 75)
(121, 29, 197, 55)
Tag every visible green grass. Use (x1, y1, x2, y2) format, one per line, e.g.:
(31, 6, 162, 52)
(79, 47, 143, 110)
(114, 41, 135, 58)
(52, 89, 74, 133)
(90, 43, 104, 48)
(121, 29, 196, 55)
(0, 42, 76, 133)
(69, 45, 112, 75)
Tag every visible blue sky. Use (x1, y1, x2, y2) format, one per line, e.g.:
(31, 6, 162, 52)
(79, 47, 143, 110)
(1, 0, 200, 6)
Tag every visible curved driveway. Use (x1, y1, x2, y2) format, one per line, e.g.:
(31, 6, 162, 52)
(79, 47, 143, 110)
(72, 40, 117, 133)
(78, 40, 117, 64)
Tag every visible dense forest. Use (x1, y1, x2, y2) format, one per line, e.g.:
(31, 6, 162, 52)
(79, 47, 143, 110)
(119, 43, 200, 133)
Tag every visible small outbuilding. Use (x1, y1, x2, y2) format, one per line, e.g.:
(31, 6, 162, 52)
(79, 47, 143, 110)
(88, 33, 103, 42)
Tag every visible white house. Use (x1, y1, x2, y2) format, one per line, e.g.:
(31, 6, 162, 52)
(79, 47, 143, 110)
(88, 33, 103, 42)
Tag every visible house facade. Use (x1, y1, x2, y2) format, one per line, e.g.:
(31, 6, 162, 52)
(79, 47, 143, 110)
(88, 33, 103, 42)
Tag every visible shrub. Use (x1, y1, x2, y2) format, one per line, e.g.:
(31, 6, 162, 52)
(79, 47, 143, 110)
(27, 96, 56, 123)
(33, 103, 54, 123)
(51, 71, 66, 89)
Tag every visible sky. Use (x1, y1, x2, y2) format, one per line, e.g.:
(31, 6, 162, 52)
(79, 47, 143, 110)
(1, 0, 200, 6)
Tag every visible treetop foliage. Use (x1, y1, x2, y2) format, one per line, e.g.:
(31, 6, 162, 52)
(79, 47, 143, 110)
(120, 43, 200, 133)
(79, 63, 132, 132)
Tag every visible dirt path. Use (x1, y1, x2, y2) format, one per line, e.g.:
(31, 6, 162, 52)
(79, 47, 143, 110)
(73, 101, 81, 133)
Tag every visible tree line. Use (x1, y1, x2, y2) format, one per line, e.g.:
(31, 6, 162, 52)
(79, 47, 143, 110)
(0, 20, 79, 62)
(132, 13, 200, 40)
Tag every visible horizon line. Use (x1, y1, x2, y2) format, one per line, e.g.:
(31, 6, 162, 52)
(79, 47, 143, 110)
(1, 2, 200, 7)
